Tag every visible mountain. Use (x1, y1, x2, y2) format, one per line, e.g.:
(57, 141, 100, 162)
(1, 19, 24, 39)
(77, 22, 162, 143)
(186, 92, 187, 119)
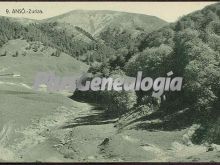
(8, 17, 37, 25)
(0, 10, 167, 65)
(44, 10, 167, 37)
(41, 10, 167, 58)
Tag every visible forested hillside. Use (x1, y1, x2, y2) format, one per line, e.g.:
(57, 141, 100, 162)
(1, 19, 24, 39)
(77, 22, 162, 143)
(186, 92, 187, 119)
(0, 11, 167, 65)
(76, 3, 220, 144)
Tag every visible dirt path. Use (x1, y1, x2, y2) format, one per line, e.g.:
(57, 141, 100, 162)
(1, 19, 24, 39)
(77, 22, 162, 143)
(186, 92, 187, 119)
(1, 100, 219, 162)
(0, 100, 117, 162)
(56, 104, 118, 162)
(0, 81, 219, 162)
(0, 78, 117, 162)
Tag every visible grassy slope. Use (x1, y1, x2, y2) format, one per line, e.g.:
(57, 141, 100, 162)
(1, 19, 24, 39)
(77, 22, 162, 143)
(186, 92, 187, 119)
(0, 39, 89, 161)
(0, 39, 88, 84)
(0, 39, 88, 128)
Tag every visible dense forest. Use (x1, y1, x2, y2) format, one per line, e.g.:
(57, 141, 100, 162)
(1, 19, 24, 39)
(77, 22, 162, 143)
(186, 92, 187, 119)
(0, 15, 148, 65)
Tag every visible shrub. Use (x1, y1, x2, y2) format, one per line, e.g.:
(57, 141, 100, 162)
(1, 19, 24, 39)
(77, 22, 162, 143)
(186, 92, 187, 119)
(0, 51, 7, 56)
(12, 51, 19, 57)
(192, 118, 220, 144)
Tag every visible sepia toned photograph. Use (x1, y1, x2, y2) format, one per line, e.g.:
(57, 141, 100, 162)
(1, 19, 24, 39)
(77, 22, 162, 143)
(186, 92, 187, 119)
(0, 1, 219, 163)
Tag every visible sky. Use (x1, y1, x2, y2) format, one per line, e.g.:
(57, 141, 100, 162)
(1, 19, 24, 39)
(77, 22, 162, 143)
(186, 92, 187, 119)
(0, 2, 217, 22)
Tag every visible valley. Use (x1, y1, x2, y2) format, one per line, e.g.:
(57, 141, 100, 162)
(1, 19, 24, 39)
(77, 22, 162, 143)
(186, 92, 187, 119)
(0, 38, 218, 162)
(0, 3, 220, 162)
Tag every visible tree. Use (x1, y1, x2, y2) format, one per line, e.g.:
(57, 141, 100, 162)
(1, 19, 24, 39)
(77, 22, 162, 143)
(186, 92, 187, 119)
(55, 50, 61, 57)
(125, 44, 173, 78)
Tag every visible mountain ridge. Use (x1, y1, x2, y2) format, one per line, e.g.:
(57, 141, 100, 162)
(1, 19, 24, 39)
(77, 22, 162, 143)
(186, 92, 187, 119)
(43, 9, 167, 36)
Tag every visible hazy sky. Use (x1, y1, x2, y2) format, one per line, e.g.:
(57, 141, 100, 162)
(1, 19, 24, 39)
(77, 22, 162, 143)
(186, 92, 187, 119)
(0, 2, 217, 22)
